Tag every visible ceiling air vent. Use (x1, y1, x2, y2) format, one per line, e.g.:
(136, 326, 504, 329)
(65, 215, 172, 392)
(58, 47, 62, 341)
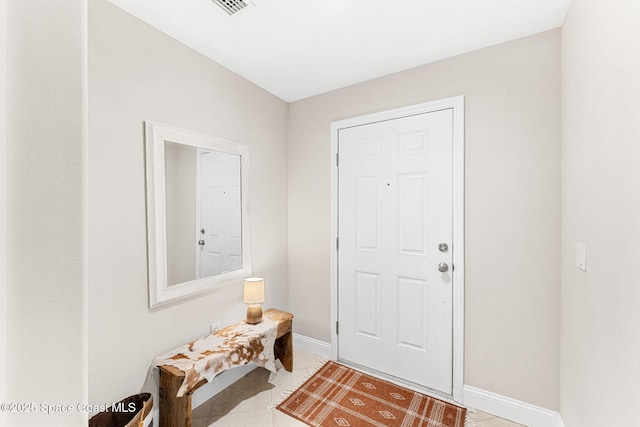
(211, 0, 252, 16)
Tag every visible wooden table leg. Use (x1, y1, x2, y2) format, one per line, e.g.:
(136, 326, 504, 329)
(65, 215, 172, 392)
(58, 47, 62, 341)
(159, 367, 192, 427)
(275, 330, 293, 372)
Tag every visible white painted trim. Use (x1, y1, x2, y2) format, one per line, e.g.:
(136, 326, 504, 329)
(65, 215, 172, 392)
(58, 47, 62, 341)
(329, 96, 465, 401)
(144, 121, 252, 308)
(293, 333, 332, 358)
(330, 125, 339, 363)
(330, 118, 339, 363)
(194, 148, 203, 280)
(463, 385, 564, 427)
(450, 95, 465, 402)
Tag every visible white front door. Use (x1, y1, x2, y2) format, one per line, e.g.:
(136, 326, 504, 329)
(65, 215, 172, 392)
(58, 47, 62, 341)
(338, 109, 454, 394)
(197, 149, 243, 278)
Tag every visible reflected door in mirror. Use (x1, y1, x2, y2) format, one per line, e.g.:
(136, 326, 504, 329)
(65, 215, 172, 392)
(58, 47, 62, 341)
(164, 143, 243, 287)
(198, 149, 243, 278)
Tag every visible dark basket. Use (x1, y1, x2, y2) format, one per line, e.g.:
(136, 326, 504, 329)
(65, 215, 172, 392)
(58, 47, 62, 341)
(88, 393, 153, 427)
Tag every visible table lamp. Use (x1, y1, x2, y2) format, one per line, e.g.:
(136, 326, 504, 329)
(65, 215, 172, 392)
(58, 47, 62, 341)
(244, 277, 265, 324)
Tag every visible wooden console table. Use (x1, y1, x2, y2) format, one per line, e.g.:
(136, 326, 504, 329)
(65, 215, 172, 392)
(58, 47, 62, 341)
(158, 309, 293, 427)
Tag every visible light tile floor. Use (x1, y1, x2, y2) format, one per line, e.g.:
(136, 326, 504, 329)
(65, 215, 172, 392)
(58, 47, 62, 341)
(191, 349, 525, 427)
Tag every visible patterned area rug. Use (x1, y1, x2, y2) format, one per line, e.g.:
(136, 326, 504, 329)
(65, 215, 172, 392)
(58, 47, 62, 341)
(277, 361, 466, 427)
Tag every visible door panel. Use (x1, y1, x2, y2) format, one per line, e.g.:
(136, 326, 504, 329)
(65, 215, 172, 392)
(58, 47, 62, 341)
(338, 109, 453, 393)
(355, 271, 381, 338)
(397, 276, 428, 351)
(198, 150, 243, 277)
(398, 173, 427, 255)
(355, 176, 381, 251)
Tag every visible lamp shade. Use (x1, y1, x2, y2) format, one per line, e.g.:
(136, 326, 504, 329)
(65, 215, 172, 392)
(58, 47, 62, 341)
(243, 277, 265, 304)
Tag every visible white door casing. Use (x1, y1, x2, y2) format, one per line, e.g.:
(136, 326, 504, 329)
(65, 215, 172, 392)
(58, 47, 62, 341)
(330, 96, 465, 401)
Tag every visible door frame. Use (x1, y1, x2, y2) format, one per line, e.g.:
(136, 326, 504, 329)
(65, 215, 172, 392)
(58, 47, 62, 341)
(330, 96, 465, 402)
(195, 147, 204, 279)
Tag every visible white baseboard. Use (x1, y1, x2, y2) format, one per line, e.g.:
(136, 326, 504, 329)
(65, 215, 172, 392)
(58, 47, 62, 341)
(293, 333, 332, 358)
(463, 385, 563, 427)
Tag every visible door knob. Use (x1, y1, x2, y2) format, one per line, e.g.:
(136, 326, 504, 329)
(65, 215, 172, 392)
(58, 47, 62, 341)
(437, 262, 449, 273)
(198, 240, 205, 246)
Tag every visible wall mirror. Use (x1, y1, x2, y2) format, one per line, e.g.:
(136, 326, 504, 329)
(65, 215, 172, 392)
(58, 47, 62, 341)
(145, 121, 251, 308)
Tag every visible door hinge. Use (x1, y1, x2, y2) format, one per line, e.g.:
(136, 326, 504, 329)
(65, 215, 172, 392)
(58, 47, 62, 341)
(336, 152, 339, 167)
(336, 321, 339, 335)
(336, 237, 339, 250)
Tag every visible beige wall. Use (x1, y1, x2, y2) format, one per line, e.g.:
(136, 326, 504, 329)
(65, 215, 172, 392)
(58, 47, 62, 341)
(560, 0, 640, 425)
(0, 0, 7, 422)
(288, 30, 561, 410)
(6, 0, 88, 425)
(88, 0, 289, 406)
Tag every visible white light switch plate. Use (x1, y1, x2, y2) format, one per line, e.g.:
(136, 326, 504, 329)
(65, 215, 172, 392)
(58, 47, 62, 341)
(576, 243, 586, 272)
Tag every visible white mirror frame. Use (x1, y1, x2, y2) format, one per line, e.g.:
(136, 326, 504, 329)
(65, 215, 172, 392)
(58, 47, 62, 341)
(145, 121, 252, 308)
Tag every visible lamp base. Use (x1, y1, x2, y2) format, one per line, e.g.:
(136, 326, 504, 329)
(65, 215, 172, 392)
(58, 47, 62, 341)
(246, 304, 263, 324)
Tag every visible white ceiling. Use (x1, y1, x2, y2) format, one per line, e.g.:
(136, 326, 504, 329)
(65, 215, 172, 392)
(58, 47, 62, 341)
(106, 0, 572, 102)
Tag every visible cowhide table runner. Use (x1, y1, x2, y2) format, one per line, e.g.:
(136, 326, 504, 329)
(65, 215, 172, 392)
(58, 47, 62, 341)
(153, 317, 277, 397)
